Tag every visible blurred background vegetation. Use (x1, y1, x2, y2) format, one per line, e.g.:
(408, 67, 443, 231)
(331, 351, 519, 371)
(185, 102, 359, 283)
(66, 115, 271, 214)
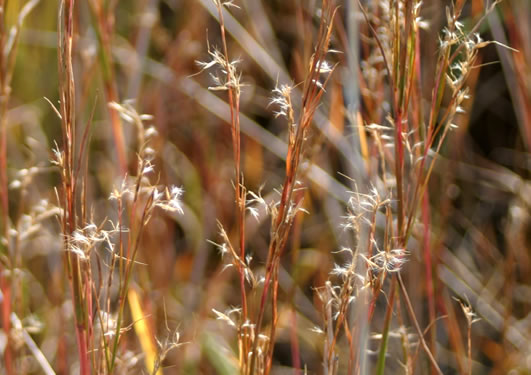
(0, 0, 530, 374)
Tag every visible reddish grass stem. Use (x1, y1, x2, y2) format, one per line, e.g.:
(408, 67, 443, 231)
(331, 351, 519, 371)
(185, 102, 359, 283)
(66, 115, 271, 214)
(398, 273, 443, 375)
(422, 191, 437, 366)
(213, 2, 249, 367)
(57, 1, 90, 373)
(88, 0, 128, 175)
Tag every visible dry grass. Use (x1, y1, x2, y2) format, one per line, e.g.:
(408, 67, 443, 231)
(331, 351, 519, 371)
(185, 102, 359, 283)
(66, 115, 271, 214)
(0, 0, 529, 374)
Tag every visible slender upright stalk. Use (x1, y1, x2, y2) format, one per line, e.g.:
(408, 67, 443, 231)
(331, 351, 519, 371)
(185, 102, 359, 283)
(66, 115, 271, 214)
(398, 274, 443, 375)
(0, 1, 40, 373)
(57, 1, 90, 373)
(249, 3, 336, 373)
(375, 283, 396, 375)
(88, 0, 127, 175)
(0, 3, 13, 370)
(212, 2, 249, 369)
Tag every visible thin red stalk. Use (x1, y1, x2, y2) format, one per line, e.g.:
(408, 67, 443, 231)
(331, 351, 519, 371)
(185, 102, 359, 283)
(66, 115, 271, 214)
(327, 294, 349, 364)
(412, 23, 424, 141)
(393, 1, 415, 238)
(288, 215, 302, 375)
(75, 318, 89, 375)
(0, 132, 13, 374)
(398, 274, 443, 375)
(249, 230, 290, 374)
(215, 2, 248, 336)
(265, 264, 279, 374)
(397, 0, 413, 110)
(467, 320, 472, 375)
(1, 279, 13, 375)
(59, 1, 90, 373)
(438, 294, 465, 373)
(268, 19, 332, 375)
(85, 272, 93, 355)
(343, 317, 355, 375)
(403, 25, 418, 128)
(403, 45, 448, 243)
(422, 191, 437, 374)
(250, 3, 336, 373)
(88, 0, 127, 175)
(249, 253, 273, 373)
(359, 1, 405, 241)
(394, 110, 405, 236)
(0, 4, 12, 372)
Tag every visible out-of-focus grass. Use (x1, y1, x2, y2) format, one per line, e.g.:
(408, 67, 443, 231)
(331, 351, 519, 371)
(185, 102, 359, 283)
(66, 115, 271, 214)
(0, 0, 529, 374)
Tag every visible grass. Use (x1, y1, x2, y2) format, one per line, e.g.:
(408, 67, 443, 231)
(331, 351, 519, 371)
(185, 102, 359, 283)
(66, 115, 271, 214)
(0, 0, 530, 374)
